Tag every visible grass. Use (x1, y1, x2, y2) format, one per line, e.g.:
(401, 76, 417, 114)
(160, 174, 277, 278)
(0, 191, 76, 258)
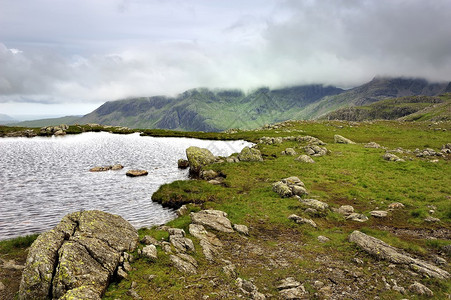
(0, 234, 39, 255)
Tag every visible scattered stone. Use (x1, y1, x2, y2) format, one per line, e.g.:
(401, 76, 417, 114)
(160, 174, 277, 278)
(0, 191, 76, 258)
(168, 228, 185, 237)
(236, 278, 266, 299)
(296, 135, 326, 145)
(117, 266, 128, 279)
(277, 277, 307, 299)
(345, 213, 369, 222)
(191, 210, 234, 233)
(370, 210, 388, 218)
(226, 156, 240, 163)
(304, 145, 328, 157)
(186, 146, 216, 176)
(352, 257, 364, 265)
(295, 154, 315, 163)
(273, 177, 308, 198)
(282, 148, 297, 156)
(127, 289, 143, 300)
(177, 159, 189, 169)
(189, 224, 223, 261)
(272, 182, 293, 198)
(233, 224, 249, 236)
(388, 202, 405, 209)
(424, 216, 440, 222)
(334, 135, 356, 144)
(288, 214, 317, 228)
(176, 205, 188, 217)
(148, 274, 156, 281)
(141, 235, 158, 246)
(19, 210, 138, 300)
(200, 169, 219, 180)
(349, 231, 449, 279)
(304, 208, 318, 216)
(0, 281, 5, 291)
(433, 256, 447, 265)
(111, 164, 124, 170)
(170, 253, 198, 274)
(337, 205, 354, 216)
(237, 147, 263, 162)
(408, 282, 434, 296)
(383, 153, 405, 162)
(126, 169, 148, 177)
(291, 185, 308, 196)
(169, 235, 195, 253)
(365, 142, 381, 148)
(313, 280, 324, 289)
(392, 285, 406, 294)
(317, 236, 330, 243)
(2, 259, 24, 270)
(299, 198, 329, 211)
(208, 179, 222, 185)
(222, 263, 237, 278)
(89, 166, 112, 172)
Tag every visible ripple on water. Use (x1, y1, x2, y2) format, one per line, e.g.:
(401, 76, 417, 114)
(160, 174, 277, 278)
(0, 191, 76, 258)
(0, 132, 252, 240)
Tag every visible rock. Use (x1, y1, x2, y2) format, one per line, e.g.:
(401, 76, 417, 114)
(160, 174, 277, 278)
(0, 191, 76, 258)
(19, 210, 138, 300)
(0, 281, 5, 291)
(272, 182, 293, 197)
(277, 277, 301, 290)
(334, 135, 356, 144)
(349, 231, 449, 279)
(288, 214, 317, 228)
(191, 210, 234, 233)
(299, 198, 329, 211)
(111, 164, 124, 170)
(127, 289, 143, 300)
(388, 202, 405, 209)
(2, 259, 24, 270)
(237, 147, 263, 162)
(295, 154, 315, 163)
(186, 146, 216, 175)
(177, 159, 189, 169)
(277, 277, 307, 299)
(408, 282, 433, 296)
(176, 205, 188, 216)
(189, 224, 223, 261)
(126, 169, 148, 177)
(424, 216, 440, 222)
(117, 266, 128, 279)
(208, 179, 222, 185)
(141, 235, 158, 245)
(233, 224, 249, 236)
(383, 153, 405, 162)
(200, 169, 218, 180)
(169, 235, 195, 253)
(89, 166, 112, 172)
(345, 213, 368, 222)
(291, 185, 308, 196)
(142, 245, 158, 261)
(296, 135, 326, 145)
(365, 142, 381, 148)
(226, 156, 240, 163)
(337, 205, 354, 216)
(434, 256, 447, 265)
(304, 145, 328, 157)
(222, 263, 237, 278)
(282, 176, 305, 186)
(317, 236, 330, 243)
(282, 148, 297, 156)
(370, 210, 388, 218)
(168, 228, 185, 237)
(170, 253, 198, 274)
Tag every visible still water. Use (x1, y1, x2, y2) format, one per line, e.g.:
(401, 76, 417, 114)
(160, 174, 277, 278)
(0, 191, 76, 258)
(0, 132, 251, 240)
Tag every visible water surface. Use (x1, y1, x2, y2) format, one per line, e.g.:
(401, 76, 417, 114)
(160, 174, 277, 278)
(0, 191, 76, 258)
(0, 132, 251, 240)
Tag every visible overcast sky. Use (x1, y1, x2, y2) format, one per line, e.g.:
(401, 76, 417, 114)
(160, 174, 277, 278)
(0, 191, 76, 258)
(1, 0, 451, 117)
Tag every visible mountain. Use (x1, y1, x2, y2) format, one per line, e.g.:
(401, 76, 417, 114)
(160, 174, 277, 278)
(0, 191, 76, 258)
(10, 116, 82, 128)
(323, 94, 451, 121)
(0, 114, 17, 125)
(78, 85, 343, 131)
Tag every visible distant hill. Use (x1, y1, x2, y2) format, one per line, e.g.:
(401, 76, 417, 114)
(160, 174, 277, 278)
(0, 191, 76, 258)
(323, 94, 451, 121)
(0, 114, 17, 125)
(11, 116, 82, 128)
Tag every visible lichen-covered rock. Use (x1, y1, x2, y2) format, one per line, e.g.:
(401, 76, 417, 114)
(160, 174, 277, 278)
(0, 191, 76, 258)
(337, 205, 354, 216)
(142, 245, 158, 261)
(288, 214, 317, 228)
(295, 155, 315, 163)
(409, 282, 434, 296)
(190, 210, 234, 233)
(334, 135, 356, 144)
(170, 253, 198, 274)
(19, 210, 138, 300)
(345, 213, 369, 222)
(237, 147, 263, 162)
(299, 198, 329, 211)
(281, 148, 297, 156)
(177, 159, 189, 169)
(383, 153, 405, 162)
(186, 146, 216, 175)
(126, 169, 148, 177)
(349, 231, 449, 279)
(304, 145, 328, 157)
(272, 182, 293, 198)
(200, 169, 218, 180)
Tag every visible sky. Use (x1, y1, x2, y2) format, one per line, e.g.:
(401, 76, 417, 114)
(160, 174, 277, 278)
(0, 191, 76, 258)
(1, 0, 451, 118)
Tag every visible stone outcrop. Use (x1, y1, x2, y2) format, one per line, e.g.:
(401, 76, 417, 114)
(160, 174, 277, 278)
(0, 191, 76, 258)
(190, 210, 234, 233)
(170, 254, 198, 275)
(19, 210, 138, 300)
(349, 231, 449, 279)
(186, 146, 216, 175)
(189, 224, 223, 261)
(304, 145, 328, 157)
(334, 135, 356, 144)
(272, 177, 308, 198)
(288, 214, 317, 228)
(126, 169, 148, 177)
(237, 147, 263, 162)
(40, 124, 69, 136)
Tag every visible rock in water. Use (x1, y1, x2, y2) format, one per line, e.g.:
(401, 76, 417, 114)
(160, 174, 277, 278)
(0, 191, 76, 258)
(177, 159, 189, 169)
(19, 210, 138, 300)
(237, 147, 263, 162)
(126, 170, 148, 177)
(334, 135, 356, 144)
(186, 146, 216, 176)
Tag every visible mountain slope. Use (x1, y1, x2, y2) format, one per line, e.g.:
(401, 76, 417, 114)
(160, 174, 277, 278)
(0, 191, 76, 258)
(0, 114, 17, 125)
(323, 94, 451, 121)
(11, 116, 82, 127)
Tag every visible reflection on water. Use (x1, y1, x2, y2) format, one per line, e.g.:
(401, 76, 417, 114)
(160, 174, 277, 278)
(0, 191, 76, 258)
(0, 132, 252, 240)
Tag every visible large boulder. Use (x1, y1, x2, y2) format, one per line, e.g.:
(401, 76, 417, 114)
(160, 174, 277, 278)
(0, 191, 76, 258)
(186, 146, 216, 175)
(19, 210, 138, 300)
(237, 147, 263, 162)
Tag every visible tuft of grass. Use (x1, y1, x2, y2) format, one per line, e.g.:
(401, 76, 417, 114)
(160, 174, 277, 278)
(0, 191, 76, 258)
(0, 234, 39, 254)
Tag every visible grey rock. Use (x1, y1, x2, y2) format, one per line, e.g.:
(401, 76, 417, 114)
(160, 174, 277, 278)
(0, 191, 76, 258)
(237, 147, 263, 162)
(334, 135, 356, 144)
(345, 213, 369, 222)
(295, 155, 315, 163)
(282, 148, 297, 156)
(222, 263, 237, 278)
(19, 210, 138, 300)
(304, 145, 328, 157)
(291, 185, 308, 196)
(117, 266, 128, 279)
(277, 277, 301, 290)
(388, 202, 405, 209)
(141, 235, 158, 245)
(176, 205, 188, 217)
(408, 282, 433, 296)
(365, 142, 381, 148)
(370, 210, 388, 218)
(0, 281, 5, 291)
(169, 235, 195, 253)
(200, 169, 218, 180)
(299, 198, 329, 211)
(424, 216, 440, 222)
(170, 254, 198, 274)
(233, 224, 249, 236)
(142, 245, 158, 261)
(277, 278, 306, 299)
(208, 179, 222, 185)
(296, 135, 326, 145)
(272, 182, 293, 197)
(337, 205, 354, 216)
(127, 289, 143, 300)
(349, 231, 449, 279)
(317, 236, 330, 243)
(282, 176, 305, 187)
(288, 214, 317, 228)
(186, 146, 216, 175)
(191, 210, 234, 233)
(383, 153, 405, 162)
(189, 224, 223, 261)
(168, 228, 185, 237)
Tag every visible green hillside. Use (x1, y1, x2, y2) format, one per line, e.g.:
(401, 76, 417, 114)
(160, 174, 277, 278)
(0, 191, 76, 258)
(11, 116, 82, 128)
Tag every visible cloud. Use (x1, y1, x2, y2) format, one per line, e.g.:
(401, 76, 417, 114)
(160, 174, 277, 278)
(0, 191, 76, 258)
(0, 0, 451, 114)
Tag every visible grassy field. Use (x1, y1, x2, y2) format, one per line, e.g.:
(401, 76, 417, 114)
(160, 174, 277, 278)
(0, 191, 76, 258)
(1, 120, 450, 299)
